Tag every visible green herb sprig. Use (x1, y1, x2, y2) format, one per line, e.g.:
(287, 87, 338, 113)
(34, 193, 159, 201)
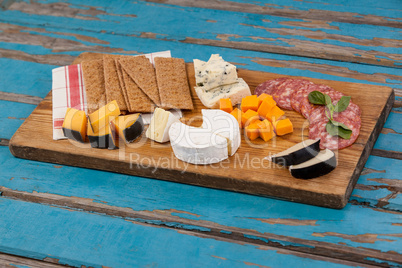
(308, 91, 352, 139)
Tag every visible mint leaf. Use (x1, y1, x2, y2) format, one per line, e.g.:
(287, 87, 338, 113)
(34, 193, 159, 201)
(326, 121, 352, 140)
(334, 96, 351, 113)
(308, 91, 326, 105)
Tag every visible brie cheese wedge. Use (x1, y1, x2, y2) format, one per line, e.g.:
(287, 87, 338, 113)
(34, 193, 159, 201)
(201, 109, 241, 156)
(169, 122, 228, 165)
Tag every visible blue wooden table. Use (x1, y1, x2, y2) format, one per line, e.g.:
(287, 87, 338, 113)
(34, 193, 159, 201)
(0, 0, 401, 267)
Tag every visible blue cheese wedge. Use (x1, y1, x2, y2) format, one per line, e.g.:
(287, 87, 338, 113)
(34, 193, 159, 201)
(193, 54, 237, 91)
(195, 78, 251, 108)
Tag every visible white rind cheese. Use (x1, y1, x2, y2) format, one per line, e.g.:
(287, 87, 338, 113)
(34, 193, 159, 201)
(169, 122, 228, 165)
(193, 54, 237, 91)
(195, 78, 251, 108)
(201, 109, 240, 156)
(146, 108, 179, 143)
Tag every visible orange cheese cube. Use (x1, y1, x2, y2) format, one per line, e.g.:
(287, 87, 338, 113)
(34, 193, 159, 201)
(245, 120, 261, 141)
(219, 98, 233, 113)
(265, 106, 285, 122)
(241, 95, 259, 112)
(257, 99, 276, 118)
(230, 108, 244, 128)
(274, 118, 293, 136)
(258, 119, 276, 142)
(241, 109, 259, 127)
(258, 93, 272, 102)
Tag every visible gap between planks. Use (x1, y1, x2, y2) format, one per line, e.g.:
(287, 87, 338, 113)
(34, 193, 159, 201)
(0, 91, 42, 105)
(146, 0, 402, 28)
(0, 252, 69, 268)
(0, 188, 400, 268)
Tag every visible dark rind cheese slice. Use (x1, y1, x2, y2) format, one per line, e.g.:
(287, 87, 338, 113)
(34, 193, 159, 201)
(269, 139, 320, 166)
(87, 120, 118, 150)
(289, 149, 337, 179)
(111, 113, 144, 143)
(62, 108, 87, 143)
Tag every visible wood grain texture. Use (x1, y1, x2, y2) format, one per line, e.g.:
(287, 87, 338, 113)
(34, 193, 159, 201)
(0, 197, 399, 268)
(8, 54, 394, 208)
(1, 187, 401, 267)
(146, 0, 402, 28)
(1, 145, 401, 265)
(2, 0, 401, 67)
(0, 91, 42, 105)
(0, 252, 67, 268)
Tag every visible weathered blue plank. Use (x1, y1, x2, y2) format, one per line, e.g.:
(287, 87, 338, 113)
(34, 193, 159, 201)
(223, 0, 402, 18)
(0, 197, 360, 268)
(374, 111, 402, 155)
(1, 147, 401, 256)
(351, 155, 402, 211)
(0, 23, 401, 90)
(1, 0, 402, 67)
(0, 100, 36, 139)
(0, 58, 53, 98)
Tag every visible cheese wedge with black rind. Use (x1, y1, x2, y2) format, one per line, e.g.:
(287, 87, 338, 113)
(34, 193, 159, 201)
(62, 108, 87, 143)
(88, 100, 120, 133)
(269, 139, 320, 166)
(87, 121, 118, 150)
(111, 113, 144, 143)
(289, 149, 336, 179)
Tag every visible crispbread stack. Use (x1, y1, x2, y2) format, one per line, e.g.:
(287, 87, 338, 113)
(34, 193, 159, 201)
(81, 53, 193, 115)
(82, 59, 106, 114)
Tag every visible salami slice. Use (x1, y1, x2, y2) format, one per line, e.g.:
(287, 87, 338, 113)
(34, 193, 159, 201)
(273, 79, 313, 110)
(309, 100, 361, 125)
(272, 79, 297, 110)
(300, 84, 334, 118)
(254, 77, 289, 96)
(290, 80, 314, 113)
(309, 115, 361, 150)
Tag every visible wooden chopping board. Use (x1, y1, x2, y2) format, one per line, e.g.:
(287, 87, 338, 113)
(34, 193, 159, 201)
(9, 53, 394, 209)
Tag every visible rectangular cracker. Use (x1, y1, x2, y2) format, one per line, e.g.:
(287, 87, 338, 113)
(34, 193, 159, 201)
(103, 54, 127, 111)
(119, 55, 161, 106)
(114, 58, 131, 111)
(81, 59, 106, 114)
(122, 68, 156, 113)
(154, 57, 194, 110)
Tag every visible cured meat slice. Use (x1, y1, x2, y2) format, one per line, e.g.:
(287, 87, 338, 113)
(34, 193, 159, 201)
(300, 84, 338, 119)
(309, 114, 361, 150)
(330, 95, 361, 117)
(272, 79, 297, 110)
(254, 77, 289, 96)
(309, 101, 361, 125)
(290, 80, 314, 113)
(273, 79, 312, 110)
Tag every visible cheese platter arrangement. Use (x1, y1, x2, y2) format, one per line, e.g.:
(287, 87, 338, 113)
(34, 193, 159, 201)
(9, 52, 394, 209)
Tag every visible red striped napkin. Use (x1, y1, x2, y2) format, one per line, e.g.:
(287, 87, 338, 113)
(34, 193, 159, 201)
(52, 51, 172, 140)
